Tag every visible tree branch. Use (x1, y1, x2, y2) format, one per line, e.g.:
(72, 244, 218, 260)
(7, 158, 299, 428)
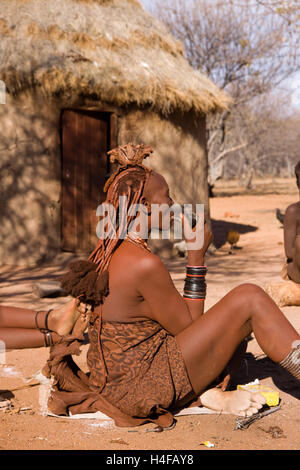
(210, 143, 248, 166)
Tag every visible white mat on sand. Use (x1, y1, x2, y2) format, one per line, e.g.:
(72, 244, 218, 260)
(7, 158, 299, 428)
(31, 370, 222, 423)
(46, 406, 221, 423)
(1, 368, 228, 425)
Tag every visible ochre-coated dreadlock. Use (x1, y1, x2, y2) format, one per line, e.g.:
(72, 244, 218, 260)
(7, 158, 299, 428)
(59, 143, 153, 306)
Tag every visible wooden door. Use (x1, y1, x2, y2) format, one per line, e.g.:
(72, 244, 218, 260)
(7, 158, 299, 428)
(61, 110, 111, 253)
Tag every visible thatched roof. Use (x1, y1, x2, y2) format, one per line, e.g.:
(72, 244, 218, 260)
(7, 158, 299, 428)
(0, 0, 229, 114)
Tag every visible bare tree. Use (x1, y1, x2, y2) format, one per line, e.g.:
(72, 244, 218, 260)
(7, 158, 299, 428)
(145, 0, 300, 187)
(256, 0, 299, 27)
(221, 95, 300, 183)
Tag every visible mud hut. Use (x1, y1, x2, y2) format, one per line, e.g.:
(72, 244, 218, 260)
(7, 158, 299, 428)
(0, 0, 228, 265)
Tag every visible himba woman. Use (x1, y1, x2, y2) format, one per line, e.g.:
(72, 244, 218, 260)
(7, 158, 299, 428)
(1, 143, 299, 428)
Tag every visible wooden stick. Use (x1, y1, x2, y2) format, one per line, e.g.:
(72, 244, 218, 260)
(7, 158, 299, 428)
(235, 406, 281, 430)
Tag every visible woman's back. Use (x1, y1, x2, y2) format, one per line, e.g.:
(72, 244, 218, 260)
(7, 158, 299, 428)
(100, 240, 156, 323)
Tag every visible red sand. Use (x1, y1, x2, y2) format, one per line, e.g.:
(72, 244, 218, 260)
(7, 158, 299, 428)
(0, 190, 299, 451)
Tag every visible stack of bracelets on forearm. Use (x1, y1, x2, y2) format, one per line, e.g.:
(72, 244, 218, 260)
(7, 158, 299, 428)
(183, 266, 207, 301)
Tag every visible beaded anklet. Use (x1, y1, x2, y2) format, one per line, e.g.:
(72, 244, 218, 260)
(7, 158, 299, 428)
(35, 309, 54, 347)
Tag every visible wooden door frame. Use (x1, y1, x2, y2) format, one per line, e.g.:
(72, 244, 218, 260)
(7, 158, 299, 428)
(60, 108, 119, 252)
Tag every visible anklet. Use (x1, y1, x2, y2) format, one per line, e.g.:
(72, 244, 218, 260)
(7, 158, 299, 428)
(44, 309, 53, 330)
(43, 331, 54, 348)
(34, 310, 44, 331)
(34, 309, 54, 347)
(279, 340, 300, 381)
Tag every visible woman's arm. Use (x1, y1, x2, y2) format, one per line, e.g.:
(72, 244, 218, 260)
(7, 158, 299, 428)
(284, 204, 298, 261)
(137, 254, 194, 335)
(137, 224, 213, 334)
(137, 211, 213, 334)
(183, 252, 206, 322)
(183, 218, 213, 321)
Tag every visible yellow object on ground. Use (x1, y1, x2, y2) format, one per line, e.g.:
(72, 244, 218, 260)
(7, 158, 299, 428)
(237, 379, 279, 407)
(201, 441, 215, 448)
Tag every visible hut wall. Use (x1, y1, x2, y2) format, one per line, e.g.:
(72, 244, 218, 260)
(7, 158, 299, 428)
(0, 98, 209, 265)
(118, 108, 209, 210)
(0, 92, 61, 265)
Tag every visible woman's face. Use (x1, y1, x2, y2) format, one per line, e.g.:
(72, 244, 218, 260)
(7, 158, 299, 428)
(143, 172, 174, 231)
(296, 170, 300, 190)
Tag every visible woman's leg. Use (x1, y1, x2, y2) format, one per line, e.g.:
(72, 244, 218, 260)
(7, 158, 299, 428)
(0, 306, 38, 329)
(214, 340, 248, 391)
(176, 283, 300, 395)
(0, 328, 61, 349)
(0, 299, 83, 349)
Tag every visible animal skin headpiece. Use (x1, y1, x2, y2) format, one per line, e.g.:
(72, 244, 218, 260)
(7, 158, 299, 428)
(108, 142, 153, 166)
(104, 143, 153, 193)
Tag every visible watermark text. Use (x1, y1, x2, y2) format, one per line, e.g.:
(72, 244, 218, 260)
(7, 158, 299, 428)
(96, 199, 205, 249)
(0, 81, 6, 104)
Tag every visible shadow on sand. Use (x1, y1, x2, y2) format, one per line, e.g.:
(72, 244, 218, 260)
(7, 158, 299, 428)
(211, 219, 258, 249)
(231, 351, 300, 401)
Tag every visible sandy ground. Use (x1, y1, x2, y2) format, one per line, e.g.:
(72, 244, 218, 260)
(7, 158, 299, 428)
(0, 180, 300, 452)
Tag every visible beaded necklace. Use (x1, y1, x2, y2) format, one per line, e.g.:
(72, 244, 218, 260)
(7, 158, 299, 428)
(125, 231, 151, 253)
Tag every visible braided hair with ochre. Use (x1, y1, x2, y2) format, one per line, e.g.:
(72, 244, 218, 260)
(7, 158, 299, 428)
(59, 143, 153, 306)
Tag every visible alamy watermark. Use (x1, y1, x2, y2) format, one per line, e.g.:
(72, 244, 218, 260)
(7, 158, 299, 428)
(0, 81, 6, 104)
(96, 199, 205, 250)
(0, 340, 5, 365)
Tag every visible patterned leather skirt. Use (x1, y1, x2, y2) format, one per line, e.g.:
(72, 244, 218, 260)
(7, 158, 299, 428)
(87, 314, 194, 419)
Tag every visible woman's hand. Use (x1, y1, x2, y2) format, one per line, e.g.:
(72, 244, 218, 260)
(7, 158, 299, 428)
(182, 213, 213, 265)
(200, 220, 214, 253)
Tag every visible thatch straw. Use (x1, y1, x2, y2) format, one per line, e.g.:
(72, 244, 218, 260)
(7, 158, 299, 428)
(0, 0, 230, 114)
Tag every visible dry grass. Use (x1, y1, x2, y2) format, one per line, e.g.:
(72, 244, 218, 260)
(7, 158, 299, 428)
(213, 177, 298, 197)
(0, 0, 229, 114)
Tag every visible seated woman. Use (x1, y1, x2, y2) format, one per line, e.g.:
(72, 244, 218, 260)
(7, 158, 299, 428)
(283, 161, 300, 283)
(265, 161, 300, 306)
(1, 144, 299, 428)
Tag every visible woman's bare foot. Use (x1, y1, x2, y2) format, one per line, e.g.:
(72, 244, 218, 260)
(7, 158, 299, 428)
(71, 312, 89, 339)
(199, 387, 266, 417)
(47, 299, 84, 336)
